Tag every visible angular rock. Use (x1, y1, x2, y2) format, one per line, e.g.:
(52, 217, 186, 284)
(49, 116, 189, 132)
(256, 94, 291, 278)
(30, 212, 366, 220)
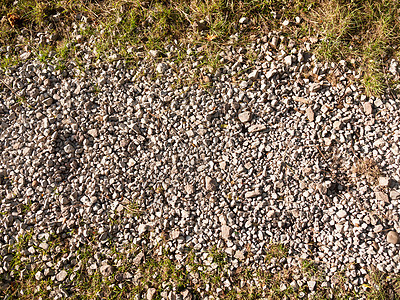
(221, 225, 232, 240)
(238, 111, 252, 123)
(363, 102, 373, 115)
(205, 176, 217, 191)
(375, 191, 389, 203)
(306, 107, 314, 122)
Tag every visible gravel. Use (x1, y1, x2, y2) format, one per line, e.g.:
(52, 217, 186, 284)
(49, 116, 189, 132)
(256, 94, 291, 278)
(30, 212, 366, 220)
(1, 30, 400, 297)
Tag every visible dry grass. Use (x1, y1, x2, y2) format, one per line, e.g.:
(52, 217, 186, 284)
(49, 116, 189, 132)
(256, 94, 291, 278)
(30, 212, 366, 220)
(351, 158, 383, 186)
(1, 0, 399, 95)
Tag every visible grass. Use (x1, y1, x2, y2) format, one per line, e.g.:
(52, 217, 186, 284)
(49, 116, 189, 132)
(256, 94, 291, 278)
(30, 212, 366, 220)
(2, 225, 400, 299)
(1, 0, 399, 95)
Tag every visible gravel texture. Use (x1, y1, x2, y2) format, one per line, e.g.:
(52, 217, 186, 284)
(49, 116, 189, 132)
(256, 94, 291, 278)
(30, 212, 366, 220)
(1, 31, 400, 298)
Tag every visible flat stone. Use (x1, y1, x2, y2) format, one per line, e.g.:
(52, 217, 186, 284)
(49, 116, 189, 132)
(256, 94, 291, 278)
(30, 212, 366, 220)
(221, 225, 232, 240)
(363, 102, 373, 115)
(245, 189, 262, 198)
(238, 111, 252, 123)
(387, 231, 400, 244)
(248, 124, 266, 133)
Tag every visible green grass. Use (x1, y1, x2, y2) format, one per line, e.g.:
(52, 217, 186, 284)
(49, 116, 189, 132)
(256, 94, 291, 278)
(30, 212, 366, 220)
(2, 228, 400, 299)
(1, 0, 399, 95)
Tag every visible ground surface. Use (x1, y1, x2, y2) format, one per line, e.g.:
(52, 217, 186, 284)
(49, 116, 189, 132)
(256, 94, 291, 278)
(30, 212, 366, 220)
(2, 1, 400, 299)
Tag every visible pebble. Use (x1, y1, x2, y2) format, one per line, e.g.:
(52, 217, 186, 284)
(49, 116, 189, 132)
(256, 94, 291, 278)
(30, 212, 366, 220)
(387, 231, 400, 244)
(363, 102, 373, 115)
(56, 270, 68, 282)
(306, 107, 314, 122)
(238, 111, 252, 123)
(221, 225, 232, 240)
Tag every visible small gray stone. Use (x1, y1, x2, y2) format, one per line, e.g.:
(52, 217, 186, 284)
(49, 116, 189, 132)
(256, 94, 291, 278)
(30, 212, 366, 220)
(337, 210, 347, 219)
(390, 190, 400, 200)
(88, 129, 98, 138)
(306, 107, 314, 122)
(363, 102, 373, 115)
(307, 280, 316, 291)
(156, 62, 168, 73)
(149, 50, 159, 58)
(234, 250, 245, 260)
(185, 184, 194, 195)
(205, 176, 217, 191)
(284, 55, 293, 66)
(238, 111, 252, 123)
(133, 251, 145, 266)
(333, 120, 342, 130)
(387, 231, 400, 244)
(35, 271, 43, 280)
(64, 144, 75, 154)
(138, 224, 150, 235)
(248, 70, 259, 81)
(147, 287, 157, 300)
(170, 229, 180, 240)
(20, 52, 32, 60)
(56, 270, 68, 282)
(373, 138, 385, 148)
(239, 17, 249, 24)
(39, 242, 49, 250)
(100, 264, 113, 277)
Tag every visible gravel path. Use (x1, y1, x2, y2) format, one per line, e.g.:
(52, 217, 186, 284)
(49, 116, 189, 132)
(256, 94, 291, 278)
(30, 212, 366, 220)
(1, 33, 400, 298)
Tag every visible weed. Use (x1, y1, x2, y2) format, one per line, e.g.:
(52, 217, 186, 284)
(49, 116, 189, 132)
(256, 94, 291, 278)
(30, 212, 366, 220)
(351, 158, 382, 186)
